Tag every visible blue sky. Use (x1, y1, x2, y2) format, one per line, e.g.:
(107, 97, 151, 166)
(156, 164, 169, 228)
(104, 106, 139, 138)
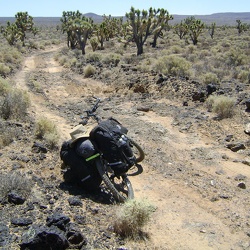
(1, 0, 249, 17)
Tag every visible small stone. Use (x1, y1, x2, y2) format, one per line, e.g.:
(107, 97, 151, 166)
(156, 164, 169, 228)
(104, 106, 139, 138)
(237, 182, 246, 189)
(234, 174, 247, 181)
(11, 218, 33, 227)
(68, 197, 83, 207)
(244, 123, 250, 134)
(8, 191, 26, 205)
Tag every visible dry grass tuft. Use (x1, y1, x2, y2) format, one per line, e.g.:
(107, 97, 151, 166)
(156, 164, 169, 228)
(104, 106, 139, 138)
(35, 117, 59, 148)
(113, 199, 155, 240)
(0, 89, 30, 121)
(84, 64, 96, 77)
(0, 171, 33, 203)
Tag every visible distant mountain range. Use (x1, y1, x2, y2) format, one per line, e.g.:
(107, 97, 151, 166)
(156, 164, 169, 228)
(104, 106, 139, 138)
(0, 12, 249, 26)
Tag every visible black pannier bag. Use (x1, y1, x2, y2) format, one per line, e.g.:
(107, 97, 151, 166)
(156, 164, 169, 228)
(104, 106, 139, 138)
(89, 117, 136, 175)
(60, 139, 102, 190)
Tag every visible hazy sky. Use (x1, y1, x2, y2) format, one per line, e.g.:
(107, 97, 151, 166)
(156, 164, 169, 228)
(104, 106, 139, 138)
(1, 0, 249, 17)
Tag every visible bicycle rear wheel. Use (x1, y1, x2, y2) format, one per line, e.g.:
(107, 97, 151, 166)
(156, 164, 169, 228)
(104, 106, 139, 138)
(129, 137, 145, 163)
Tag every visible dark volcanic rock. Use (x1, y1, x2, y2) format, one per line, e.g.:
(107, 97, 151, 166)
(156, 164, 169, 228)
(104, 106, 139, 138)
(0, 223, 10, 247)
(66, 223, 87, 249)
(20, 225, 69, 250)
(46, 213, 70, 231)
(11, 217, 33, 227)
(8, 191, 26, 205)
(68, 196, 83, 207)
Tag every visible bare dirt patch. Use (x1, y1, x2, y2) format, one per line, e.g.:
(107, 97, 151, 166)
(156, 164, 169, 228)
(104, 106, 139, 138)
(1, 45, 250, 249)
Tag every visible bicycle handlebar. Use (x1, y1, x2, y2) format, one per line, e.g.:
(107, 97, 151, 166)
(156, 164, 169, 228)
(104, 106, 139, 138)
(88, 97, 100, 114)
(80, 97, 101, 124)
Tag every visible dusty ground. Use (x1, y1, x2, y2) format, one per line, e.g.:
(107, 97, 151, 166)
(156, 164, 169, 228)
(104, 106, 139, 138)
(2, 45, 250, 249)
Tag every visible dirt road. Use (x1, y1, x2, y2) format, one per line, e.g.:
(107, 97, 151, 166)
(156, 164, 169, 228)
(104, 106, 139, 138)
(12, 46, 250, 250)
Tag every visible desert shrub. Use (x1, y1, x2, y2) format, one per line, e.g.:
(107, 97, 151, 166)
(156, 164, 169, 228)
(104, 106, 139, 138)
(205, 95, 216, 112)
(238, 69, 250, 83)
(0, 89, 30, 120)
(0, 63, 11, 76)
(35, 117, 59, 148)
(122, 54, 138, 64)
(115, 45, 125, 55)
(104, 39, 116, 49)
(170, 45, 183, 54)
(69, 57, 78, 67)
(85, 52, 102, 63)
(58, 55, 68, 66)
(186, 44, 196, 54)
(39, 44, 45, 50)
(27, 41, 38, 49)
(198, 49, 211, 59)
(0, 171, 33, 203)
(113, 199, 155, 239)
(51, 39, 61, 45)
(202, 72, 219, 84)
(225, 48, 248, 67)
(221, 38, 231, 48)
(0, 46, 22, 77)
(137, 63, 151, 73)
(102, 53, 120, 66)
(44, 132, 60, 149)
(28, 80, 43, 93)
(186, 52, 198, 63)
(84, 64, 96, 77)
(0, 121, 20, 148)
(0, 77, 11, 95)
(206, 95, 235, 119)
(90, 37, 98, 52)
(137, 58, 153, 73)
(153, 55, 191, 77)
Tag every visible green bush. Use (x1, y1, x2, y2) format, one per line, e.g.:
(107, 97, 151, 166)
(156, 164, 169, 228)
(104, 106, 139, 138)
(113, 199, 155, 239)
(206, 95, 235, 119)
(153, 55, 191, 77)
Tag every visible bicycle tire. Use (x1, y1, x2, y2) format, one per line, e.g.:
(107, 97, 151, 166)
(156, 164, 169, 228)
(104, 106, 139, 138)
(96, 158, 134, 202)
(129, 138, 145, 163)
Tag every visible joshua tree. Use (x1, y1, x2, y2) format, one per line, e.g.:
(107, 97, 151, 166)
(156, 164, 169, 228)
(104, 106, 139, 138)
(3, 12, 36, 46)
(236, 19, 248, 34)
(125, 7, 152, 55)
(73, 17, 93, 54)
(94, 22, 108, 50)
(61, 11, 93, 54)
(208, 22, 216, 39)
(184, 16, 204, 45)
(61, 11, 82, 49)
(150, 8, 173, 48)
(173, 21, 189, 40)
(126, 6, 172, 55)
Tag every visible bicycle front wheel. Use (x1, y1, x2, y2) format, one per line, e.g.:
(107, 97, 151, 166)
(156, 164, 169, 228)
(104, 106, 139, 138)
(96, 159, 134, 202)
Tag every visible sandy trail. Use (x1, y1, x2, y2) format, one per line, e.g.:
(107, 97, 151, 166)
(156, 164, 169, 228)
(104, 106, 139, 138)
(12, 45, 250, 250)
